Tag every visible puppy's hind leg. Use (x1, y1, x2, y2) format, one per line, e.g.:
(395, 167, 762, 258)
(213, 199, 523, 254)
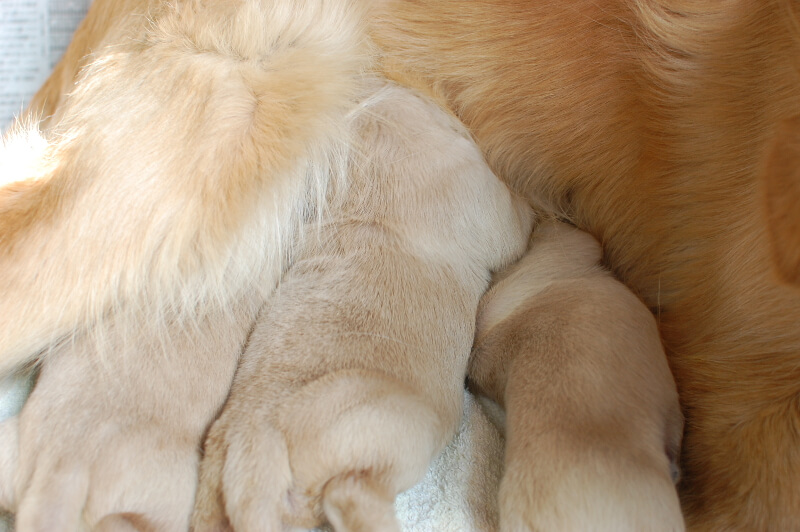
(286, 371, 447, 531)
(323, 473, 401, 532)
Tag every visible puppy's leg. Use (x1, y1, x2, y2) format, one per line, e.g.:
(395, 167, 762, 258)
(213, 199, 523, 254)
(193, 246, 470, 531)
(10, 298, 258, 532)
(469, 222, 684, 532)
(0, 0, 370, 374)
(286, 372, 445, 531)
(195, 364, 444, 532)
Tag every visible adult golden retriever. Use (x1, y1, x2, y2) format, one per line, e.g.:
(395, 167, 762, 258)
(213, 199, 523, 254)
(1, 0, 799, 530)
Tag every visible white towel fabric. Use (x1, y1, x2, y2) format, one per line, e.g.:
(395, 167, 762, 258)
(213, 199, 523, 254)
(394, 392, 505, 532)
(0, 378, 505, 531)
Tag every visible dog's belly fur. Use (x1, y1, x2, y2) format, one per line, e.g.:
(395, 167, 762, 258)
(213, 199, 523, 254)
(373, 1, 800, 529)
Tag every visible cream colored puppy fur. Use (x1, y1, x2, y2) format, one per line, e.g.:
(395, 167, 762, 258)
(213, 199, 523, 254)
(192, 82, 532, 532)
(469, 221, 685, 532)
(0, 302, 259, 531)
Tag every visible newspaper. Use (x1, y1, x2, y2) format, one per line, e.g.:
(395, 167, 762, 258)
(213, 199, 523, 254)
(0, 0, 91, 131)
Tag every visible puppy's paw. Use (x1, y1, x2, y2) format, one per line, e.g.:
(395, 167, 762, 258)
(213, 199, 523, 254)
(13, 413, 205, 532)
(194, 412, 405, 532)
(498, 450, 685, 532)
(193, 371, 443, 532)
(323, 473, 402, 532)
(9, 305, 254, 532)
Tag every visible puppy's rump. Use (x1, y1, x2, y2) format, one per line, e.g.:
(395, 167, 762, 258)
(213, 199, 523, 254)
(192, 82, 533, 531)
(7, 297, 259, 531)
(470, 221, 684, 531)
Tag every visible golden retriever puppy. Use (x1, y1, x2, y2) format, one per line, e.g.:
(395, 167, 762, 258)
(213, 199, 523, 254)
(5, 0, 800, 529)
(469, 221, 684, 531)
(191, 81, 532, 532)
(0, 301, 259, 531)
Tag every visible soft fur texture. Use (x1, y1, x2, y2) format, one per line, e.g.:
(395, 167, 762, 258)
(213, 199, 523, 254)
(1, 0, 800, 530)
(469, 221, 684, 531)
(191, 82, 532, 531)
(0, 301, 259, 530)
(0, 0, 370, 372)
(371, 1, 800, 529)
(762, 115, 800, 286)
(0, 0, 372, 529)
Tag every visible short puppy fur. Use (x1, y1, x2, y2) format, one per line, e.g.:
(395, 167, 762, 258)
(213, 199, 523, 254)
(469, 221, 684, 532)
(0, 301, 260, 530)
(191, 82, 532, 531)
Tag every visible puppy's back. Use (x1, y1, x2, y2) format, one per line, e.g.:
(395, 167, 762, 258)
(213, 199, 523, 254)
(194, 82, 533, 531)
(470, 221, 684, 532)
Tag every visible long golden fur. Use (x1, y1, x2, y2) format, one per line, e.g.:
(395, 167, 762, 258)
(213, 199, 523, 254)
(0, 0, 799, 530)
(762, 115, 800, 286)
(372, 2, 800, 529)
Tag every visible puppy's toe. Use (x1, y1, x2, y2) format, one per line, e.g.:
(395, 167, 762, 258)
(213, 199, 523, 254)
(323, 473, 402, 532)
(14, 430, 199, 532)
(193, 417, 293, 532)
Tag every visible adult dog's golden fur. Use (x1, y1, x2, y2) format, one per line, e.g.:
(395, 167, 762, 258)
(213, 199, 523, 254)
(0, 0, 370, 370)
(192, 81, 532, 531)
(762, 115, 800, 286)
(469, 221, 684, 531)
(372, 1, 800, 529)
(1, 0, 799, 530)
